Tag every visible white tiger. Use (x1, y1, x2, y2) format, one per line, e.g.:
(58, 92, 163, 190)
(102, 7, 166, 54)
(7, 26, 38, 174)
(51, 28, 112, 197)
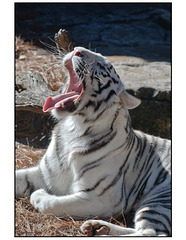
(16, 47, 171, 236)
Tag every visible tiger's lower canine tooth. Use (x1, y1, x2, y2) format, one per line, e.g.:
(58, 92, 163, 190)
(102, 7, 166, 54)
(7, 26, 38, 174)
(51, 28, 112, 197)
(61, 102, 64, 108)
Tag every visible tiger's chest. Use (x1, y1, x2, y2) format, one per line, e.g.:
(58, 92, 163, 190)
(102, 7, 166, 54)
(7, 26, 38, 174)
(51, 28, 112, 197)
(47, 109, 128, 200)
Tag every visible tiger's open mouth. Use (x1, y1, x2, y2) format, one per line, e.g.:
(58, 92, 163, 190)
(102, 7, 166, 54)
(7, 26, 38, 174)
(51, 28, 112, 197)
(43, 54, 84, 112)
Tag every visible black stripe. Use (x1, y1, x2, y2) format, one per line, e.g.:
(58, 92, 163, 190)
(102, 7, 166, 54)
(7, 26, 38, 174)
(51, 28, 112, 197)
(148, 188, 171, 200)
(77, 63, 83, 72)
(84, 100, 96, 108)
(114, 164, 130, 208)
(80, 158, 103, 173)
(157, 190, 171, 199)
(80, 126, 92, 138)
(90, 75, 94, 85)
(138, 209, 171, 227)
(131, 154, 158, 199)
(25, 179, 34, 195)
(82, 78, 87, 90)
(125, 129, 135, 150)
(107, 65, 112, 73)
(141, 141, 158, 172)
(100, 72, 110, 78)
(94, 90, 116, 111)
(99, 136, 136, 196)
(135, 134, 141, 151)
(110, 107, 121, 129)
(125, 153, 150, 209)
(88, 130, 117, 153)
(94, 100, 103, 111)
(44, 155, 52, 172)
(97, 62, 106, 71)
(148, 135, 155, 153)
(111, 77, 119, 84)
(80, 89, 116, 112)
(156, 228, 170, 236)
(136, 216, 170, 234)
(78, 163, 101, 180)
(144, 199, 171, 207)
(83, 177, 106, 192)
(98, 167, 123, 196)
(97, 76, 102, 89)
(38, 166, 52, 193)
(83, 108, 106, 123)
(160, 204, 171, 210)
(78, 139, 128, 180)
(75, 111, 86, 117)
(94, 75, 101, 83)
(133, 173, 152, 200)
(154, 167, 170, 186)
(105, 90, 116, 101)
(133, 134, 147, 170)
(124, 114, 131, 133)
(91, 93, 97, 97)
(94, 80, 112, 94)
(72, 131, 117, 157)
(83, 102, 118, 123)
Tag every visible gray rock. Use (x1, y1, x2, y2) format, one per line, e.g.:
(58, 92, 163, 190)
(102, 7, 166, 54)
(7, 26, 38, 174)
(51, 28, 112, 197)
(16, 71, 62, 114)
(15, 3, 171, 61)
(16, 72, 59, 148)
(108, 56, 171, 91)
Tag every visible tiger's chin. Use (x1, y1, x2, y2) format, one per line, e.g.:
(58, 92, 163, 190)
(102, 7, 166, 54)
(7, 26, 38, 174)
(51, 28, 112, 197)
(51, 107, 74, 120)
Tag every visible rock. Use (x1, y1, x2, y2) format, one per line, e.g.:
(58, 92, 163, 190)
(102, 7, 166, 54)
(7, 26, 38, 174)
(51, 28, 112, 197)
(16, 72, 61, 148)
(108, 56, 171, 92)
(16, 71, 62, 114)
(15, 3, 171, 61)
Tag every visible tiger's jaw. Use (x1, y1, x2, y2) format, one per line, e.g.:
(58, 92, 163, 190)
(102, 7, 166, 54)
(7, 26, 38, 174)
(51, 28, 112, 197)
(43, 49, 84, 113)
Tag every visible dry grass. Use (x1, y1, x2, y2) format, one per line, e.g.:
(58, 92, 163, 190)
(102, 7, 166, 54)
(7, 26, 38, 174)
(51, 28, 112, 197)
(15, 142, 85, 236)
(15, 37, 127, 236)
(16, 197, 83, 237)
(16, 36, 66, 91)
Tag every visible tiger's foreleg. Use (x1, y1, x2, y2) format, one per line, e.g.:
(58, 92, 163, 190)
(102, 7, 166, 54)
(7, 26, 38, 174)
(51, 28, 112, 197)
(16, 166, 43, 197)
(30, 189, 108, 218)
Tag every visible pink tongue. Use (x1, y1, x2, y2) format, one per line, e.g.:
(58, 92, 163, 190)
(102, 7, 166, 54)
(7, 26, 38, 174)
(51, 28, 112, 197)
(43, 92, 79, 112)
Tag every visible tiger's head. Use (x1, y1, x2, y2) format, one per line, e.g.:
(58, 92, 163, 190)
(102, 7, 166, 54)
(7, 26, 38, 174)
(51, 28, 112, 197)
(43, 47, 141, 119)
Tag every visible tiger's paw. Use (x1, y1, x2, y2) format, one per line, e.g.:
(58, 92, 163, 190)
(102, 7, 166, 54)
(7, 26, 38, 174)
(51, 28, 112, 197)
(30, 189, 54, 215)
(80, 220, 110, 236)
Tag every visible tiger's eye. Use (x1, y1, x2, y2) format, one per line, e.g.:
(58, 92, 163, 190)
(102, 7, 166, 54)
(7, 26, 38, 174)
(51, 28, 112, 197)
(75, 51, 83, 57)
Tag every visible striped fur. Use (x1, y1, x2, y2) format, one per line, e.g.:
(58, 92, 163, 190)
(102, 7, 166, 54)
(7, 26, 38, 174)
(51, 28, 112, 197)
(16, 47, 171, 236)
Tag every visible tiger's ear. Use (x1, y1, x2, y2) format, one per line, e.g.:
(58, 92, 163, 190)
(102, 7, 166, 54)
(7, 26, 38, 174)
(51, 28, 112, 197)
(119, 91, 141, 109)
